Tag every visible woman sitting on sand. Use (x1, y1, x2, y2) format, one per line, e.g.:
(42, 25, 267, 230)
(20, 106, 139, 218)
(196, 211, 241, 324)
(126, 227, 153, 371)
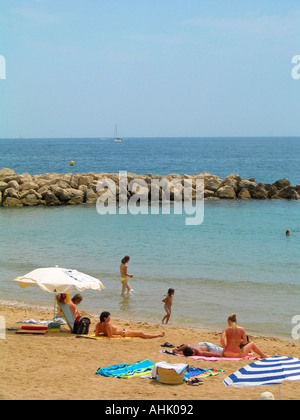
(95, 311, 165, 339)
(221, 313, 269, 359)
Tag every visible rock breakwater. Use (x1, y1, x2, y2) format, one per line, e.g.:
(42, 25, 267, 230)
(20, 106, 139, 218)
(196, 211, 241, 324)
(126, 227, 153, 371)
(0, 168, 299, 207)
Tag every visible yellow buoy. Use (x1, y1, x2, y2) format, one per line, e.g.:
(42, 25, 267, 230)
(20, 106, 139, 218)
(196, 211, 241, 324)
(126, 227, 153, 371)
(69, 161, 75, 166)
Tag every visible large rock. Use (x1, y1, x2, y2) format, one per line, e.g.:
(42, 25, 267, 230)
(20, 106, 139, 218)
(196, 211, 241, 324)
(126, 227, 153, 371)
(18, 173, 32, 184)
(85, 188, 98, 203)
(43, 190, 61, 205)
(3, 188, 19, 200)
(273, 179, 290, 189)
(248, 183, 268, 199)
(67, 196, 85, 205)
(272, 186, 299, 200)
(19, 181, 39, 191)
(264, 184, 279, 198)
(0, 168, 16, 180)
(169, 185, 183, 202)
(19, 189, 42, 200)
(238, 188, 251, 199)
(238, 179, 257, 190)
(50, 184, 63, 197)
(165, 173, 182, 182)
(7, 180, 19, 190)
(35, 178, 51, 188)
(59, 188, 84, 203)
(204, 189, 217, 198)
(2, 197, 23, 207)
(216, 185, 236, 199)
(205, 178, 222, 192)
(222, 174, 241, 192)
(0, 181, 8, 192)
(20, 194, 45, 206)
(37, 185, 49, 196)
(3, 173, 23, 183)
(78, 175, 93, 186)
(295, 185, 300, 193)
(56, 181, 71, 190)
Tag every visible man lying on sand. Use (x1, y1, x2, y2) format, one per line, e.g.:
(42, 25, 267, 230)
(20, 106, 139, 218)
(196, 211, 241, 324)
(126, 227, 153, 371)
(95, 311, 165, 339)
(173, 342, 224, 357)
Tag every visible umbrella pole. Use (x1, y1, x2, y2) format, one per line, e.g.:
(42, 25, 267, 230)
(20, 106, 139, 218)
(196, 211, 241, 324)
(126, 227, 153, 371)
(53, 295, 56, 320)
(278, 384, 281, 400)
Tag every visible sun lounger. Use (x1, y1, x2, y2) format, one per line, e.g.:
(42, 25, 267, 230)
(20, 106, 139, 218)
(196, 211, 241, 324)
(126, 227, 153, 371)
(55, 294, 75, 331)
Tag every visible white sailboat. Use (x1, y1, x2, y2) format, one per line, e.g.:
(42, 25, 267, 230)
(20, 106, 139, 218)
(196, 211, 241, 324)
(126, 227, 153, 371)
(113, 125, 124, 142)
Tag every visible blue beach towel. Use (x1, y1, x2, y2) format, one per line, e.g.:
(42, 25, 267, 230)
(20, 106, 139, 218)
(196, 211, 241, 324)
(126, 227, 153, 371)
(183, 367, 224, 381)
(95, 359, 155, 378)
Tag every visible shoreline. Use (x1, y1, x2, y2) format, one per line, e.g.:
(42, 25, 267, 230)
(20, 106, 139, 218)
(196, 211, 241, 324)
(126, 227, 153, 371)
(1, 303, 300, 400)
(0, 297, 294, 342)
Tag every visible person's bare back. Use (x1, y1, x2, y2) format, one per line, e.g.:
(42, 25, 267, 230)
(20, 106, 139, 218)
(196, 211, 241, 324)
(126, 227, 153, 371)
(221, 314, 269, 359)
(222, 325, 246, 357)
(120, 263, 127, 278)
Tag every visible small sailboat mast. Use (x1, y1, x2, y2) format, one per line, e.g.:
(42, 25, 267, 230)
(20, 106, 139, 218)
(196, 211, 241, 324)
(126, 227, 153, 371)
(113, 124, 124, 142)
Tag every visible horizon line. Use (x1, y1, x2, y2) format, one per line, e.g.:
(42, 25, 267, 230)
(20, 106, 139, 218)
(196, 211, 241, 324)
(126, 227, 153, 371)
(1, 135, 300, 140)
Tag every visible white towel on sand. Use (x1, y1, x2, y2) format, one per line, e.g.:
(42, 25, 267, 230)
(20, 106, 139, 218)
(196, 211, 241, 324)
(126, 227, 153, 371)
(16, 318, 66, 325)
(152, 362, 188, 377)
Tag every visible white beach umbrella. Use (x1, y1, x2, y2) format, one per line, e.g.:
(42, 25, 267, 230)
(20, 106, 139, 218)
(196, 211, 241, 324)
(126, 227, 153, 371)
(13, 266, 105, 317)
(223, 356, 300, 399)
(13, 267, 105, 294)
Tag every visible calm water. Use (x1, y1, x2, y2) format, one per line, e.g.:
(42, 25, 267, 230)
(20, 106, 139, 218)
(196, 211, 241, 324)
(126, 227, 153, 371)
(0, 137, 300, 338)
(1, 136, 300, 184)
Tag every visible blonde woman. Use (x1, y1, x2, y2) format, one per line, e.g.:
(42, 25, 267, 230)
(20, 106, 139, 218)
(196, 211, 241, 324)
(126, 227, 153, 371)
(221, 313, 269, 359)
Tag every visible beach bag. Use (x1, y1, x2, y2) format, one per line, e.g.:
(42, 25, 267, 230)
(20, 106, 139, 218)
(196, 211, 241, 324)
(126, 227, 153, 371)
(73, 316, 91, 335)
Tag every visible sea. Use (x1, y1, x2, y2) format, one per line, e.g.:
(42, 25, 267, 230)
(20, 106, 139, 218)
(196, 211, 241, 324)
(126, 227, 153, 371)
(0, 136, 300, 339)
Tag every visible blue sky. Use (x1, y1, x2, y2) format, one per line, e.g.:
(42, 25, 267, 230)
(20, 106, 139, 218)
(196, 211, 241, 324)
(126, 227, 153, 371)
(0, 0, 300, 138)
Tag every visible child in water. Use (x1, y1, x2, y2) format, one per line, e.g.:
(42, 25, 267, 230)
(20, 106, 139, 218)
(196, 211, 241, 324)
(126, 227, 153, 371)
(162, 288, 175, 324)
(120, 255, 134, 295)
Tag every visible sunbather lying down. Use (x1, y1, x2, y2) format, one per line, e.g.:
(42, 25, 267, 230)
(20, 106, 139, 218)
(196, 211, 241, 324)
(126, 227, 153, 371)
(173, 342, 224, 357)
(95, 311, 165, 339)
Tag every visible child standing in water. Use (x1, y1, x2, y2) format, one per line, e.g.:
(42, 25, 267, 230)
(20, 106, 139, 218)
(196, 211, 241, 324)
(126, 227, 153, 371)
(120, 255, 133, 295)
(162, 288, 175, 324)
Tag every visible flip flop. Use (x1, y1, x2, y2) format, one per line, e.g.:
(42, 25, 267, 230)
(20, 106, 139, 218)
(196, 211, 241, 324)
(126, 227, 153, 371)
(187, 378, 204, 386)
(161, 342, 173, 348)
(160, 342, 175, 348)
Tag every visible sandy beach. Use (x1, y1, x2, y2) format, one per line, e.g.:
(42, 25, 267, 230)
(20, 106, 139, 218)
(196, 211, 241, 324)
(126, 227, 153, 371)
(1, 303, 300, 401)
